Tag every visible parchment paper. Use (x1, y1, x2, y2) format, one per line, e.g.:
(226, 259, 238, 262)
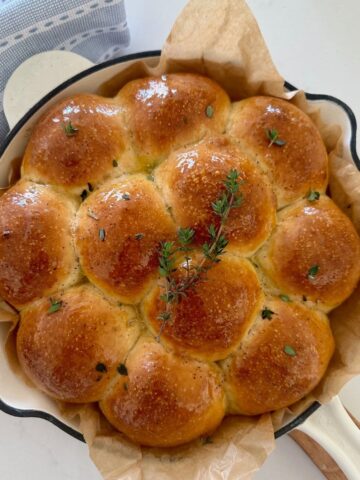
(1, 0, 360, 478)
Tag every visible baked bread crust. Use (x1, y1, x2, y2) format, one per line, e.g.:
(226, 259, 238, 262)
(100, 337, 226, 447)
(223, 298, 335, 415)
(22, 94, 128, 190)
(0, 181, 79, 308)
(1, 73, 358, 447)
(228, 96, 328, 207)
(17, 285, 140, 403)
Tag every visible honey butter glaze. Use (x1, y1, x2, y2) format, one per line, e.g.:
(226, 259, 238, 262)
(0, 72, 358, 448)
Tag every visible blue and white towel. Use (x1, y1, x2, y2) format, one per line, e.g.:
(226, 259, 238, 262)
(0, 0, 130, 143)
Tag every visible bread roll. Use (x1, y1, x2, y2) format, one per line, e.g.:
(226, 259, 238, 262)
(22, 94, 131, 190)
(0, 181, 79, 308)
(100, 337, 225, 447)
(257, 196, 360, 311)
(116, 73, 230, 169)
(17, 284, 140, 403)
(223, 297, 335, 415)
(142, 254, 263, 361)
(155, 135, 276, 255)
(6, 73, 359, 448)
(228, 96, 328, 207)
(75, 175, 176, 304)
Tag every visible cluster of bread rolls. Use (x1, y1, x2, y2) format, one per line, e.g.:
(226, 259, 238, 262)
(1, 73, 359, 447)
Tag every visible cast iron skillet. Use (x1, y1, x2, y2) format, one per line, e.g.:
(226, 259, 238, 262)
(0, 50, 358, 444)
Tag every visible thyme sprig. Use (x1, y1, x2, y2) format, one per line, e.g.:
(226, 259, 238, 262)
(156, 169, 243, 341)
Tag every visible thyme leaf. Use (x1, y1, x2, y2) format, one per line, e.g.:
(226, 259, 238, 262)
(63, 121, 78, 136)
(48, 298, 62, 314)
(266, 128, 286, 147)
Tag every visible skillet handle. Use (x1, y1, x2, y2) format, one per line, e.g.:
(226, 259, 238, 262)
(297, 396, 360, 479)
(3, 51, 93, 130)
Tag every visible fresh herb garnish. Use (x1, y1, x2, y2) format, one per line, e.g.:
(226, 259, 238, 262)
(80, 190, 88, 202)
(134, 233, 144, 240)
(122, 193, 131, 201)
(87, 208, 99, 220)
(279, 294, 291, 302)
(205, 105, 214, 118)
(308, 265, 319, 280)
(99, 228, 106, 241)
(261, 308, 274, 320)
(284, 345, 297, 357)
(156, 170, 244, 340)
(48, 298, 62, 314)
(112, 159, 118, 167)
(96, 363, 107, 373)
(63, 121, 78, 136)
(266, 128, 286, 147)
(117, 363, 128, 376)
(201, 436, 213, 445)
(307, 190, 320, 202)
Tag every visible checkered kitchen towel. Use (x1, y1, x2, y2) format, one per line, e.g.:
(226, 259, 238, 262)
(0, 0, 130, 143)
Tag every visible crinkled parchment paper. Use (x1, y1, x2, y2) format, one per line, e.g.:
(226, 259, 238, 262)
(1, 0, 360, 478)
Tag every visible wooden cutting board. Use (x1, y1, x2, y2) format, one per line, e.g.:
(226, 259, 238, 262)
(290, 411, 360, 479)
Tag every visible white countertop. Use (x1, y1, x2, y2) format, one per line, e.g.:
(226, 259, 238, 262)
(1, 1, 360, 478)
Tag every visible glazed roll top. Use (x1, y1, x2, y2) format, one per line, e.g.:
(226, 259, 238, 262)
(228, 96, 328, 207)
(155, 136, 277, 256)
(116, 73, 231, 169)
(257, 196, 360, 311)
(0, 181, 79, 308)
(143, 254, 262, 361)
(17, 285, 140, 403)
(22, 94, 130, 190)
(100, 336, 226, 447)
(75, 175, 176, 304)
(222, 298, 335, 415)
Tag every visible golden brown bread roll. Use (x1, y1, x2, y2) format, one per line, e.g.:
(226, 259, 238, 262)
(6, 72, 359, 448)
(75, 175, 176, 304)
(22, 94, 131, 190)
(0, 181, 79, 308)
(227, 96, 328, 207)
(17, 284, 140, 403)
(115, 73, 230, 169)
(100, 337, 226, 447)
(155, 135, 277, 255)
(257, 196, 360, 311)
(142, 254, 263, 361)
(222, 298, 335, 415)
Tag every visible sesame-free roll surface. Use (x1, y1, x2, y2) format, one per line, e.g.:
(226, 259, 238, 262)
(22, 94, 128, 189)
(257, 196, 360, 311)
(100, 337, 226, 447)
(0, 181, 78, 309)
(155, 135, 277, 255)
(17, 285, 140, 403)
(142, 254, 263, 361)
(5, 71, 359, 449)
(116, 73, 230, 168)
(75, 175, 176, 304)
(228, 96, 328, 207)
(223, 298, 335, 415)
